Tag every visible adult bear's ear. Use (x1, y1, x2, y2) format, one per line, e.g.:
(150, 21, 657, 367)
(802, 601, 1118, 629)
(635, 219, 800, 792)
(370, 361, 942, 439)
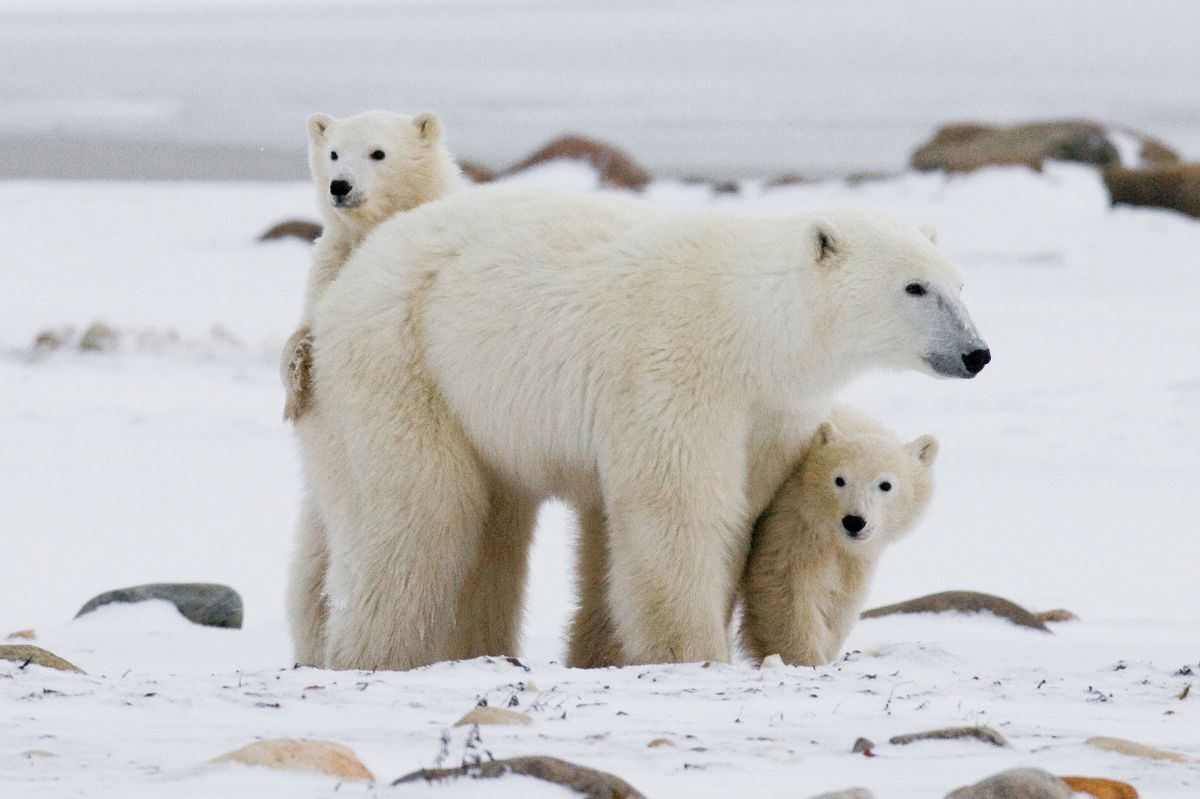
(814, 421, 838, 447)
(307, 113, 333, 143)
(919, 223, 939, 245)
(414, 112, 443, 142)
(906, 434, 939, 466)
(811, 219, 840, 263)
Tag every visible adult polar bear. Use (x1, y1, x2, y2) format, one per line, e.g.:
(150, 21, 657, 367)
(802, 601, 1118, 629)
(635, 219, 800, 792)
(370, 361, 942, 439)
(297, 185, 990, 670)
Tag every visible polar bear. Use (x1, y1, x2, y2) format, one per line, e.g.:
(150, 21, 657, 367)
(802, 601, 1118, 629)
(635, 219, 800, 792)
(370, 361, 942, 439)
(284, 110, 461, 666)
(281, 109, 462, 422)
(739, 407, 938, 666)
(299, 185, 990, 670)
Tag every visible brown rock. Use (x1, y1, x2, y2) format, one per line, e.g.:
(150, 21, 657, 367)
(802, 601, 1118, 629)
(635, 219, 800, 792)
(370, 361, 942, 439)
(78, 321, 119, 353)
(393, 755, 645, 799)
(5, 629, 35, 640)
(211, 738, 373, 782)
(258, 219, 323, 243)
(458, 160, 496, 183)
(1102, 164, 1200, 219)
(765, 172, 812, 188)
(861, 590, 1050, 631)
(509, 134, 651, 190)
(647, 737, 674, 748)
(0, 644, 84, 673)
(911, 120, 1177, 173)
(32, 329, 71, 353)
(1060, 776, 1139, 799)
(1086, 736, 1192, 763)
(889, 725, 1008, 748)
(454, 705, 534, 727)
(1034, 608, 1080, 624)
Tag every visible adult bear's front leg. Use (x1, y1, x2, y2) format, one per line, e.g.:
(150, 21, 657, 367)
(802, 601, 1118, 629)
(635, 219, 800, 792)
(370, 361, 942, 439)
(601, 429, 750, 665)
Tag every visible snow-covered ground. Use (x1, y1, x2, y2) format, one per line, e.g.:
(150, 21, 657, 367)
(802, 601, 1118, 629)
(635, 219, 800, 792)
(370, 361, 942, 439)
(2, 165, 1199, 797)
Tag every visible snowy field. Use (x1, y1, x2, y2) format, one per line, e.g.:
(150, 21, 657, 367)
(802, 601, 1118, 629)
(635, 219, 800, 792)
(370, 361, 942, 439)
(2, 165, 1199, 797)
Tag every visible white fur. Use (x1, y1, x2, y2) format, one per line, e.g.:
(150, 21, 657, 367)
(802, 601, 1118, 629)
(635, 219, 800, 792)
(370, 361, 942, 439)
(301, 185, 988, 669)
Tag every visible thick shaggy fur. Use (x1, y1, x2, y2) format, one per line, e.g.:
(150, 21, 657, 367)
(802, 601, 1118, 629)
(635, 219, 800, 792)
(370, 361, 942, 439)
(740, 408, 938, 665)
(300, 184, 988, 669)
(284, 110, 461, 666)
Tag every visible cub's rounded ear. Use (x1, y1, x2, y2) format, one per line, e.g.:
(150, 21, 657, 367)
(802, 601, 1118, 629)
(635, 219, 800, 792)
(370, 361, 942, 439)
(906, 434, 939, 466)
(919, 223, 939, 245)
(307, 113, 334, 142)
(810, 218, 840, 263)
(414, 112, 443, 142)
(814, 421, 839, 447)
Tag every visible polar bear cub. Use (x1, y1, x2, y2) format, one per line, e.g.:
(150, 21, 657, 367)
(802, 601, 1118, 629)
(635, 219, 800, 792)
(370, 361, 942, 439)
(281, 109, 462, 421)
(740, 407, 938, 666)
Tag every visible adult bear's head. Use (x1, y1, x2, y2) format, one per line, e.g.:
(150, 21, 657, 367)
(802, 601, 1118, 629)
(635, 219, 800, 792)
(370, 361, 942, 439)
(796, 209, 990, 380)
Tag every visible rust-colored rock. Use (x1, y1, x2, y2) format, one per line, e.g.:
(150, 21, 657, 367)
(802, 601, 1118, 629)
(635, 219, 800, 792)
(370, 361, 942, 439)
(211, 738, 373, 782)
(1102, 164, 1200, 219)
(647, 737, 674, 748)
(1060, 775, 1139, 799)
(509, 134, 651, 190)
(1086, 736, 1192, 763)
(453, 705, 534, 727)
(393, 755, 645, 799)
(861, 590, 1050, 631)
(259, 219, 323, 243)
(911, 120, 1177, 173)
(0, 644, 84, 673)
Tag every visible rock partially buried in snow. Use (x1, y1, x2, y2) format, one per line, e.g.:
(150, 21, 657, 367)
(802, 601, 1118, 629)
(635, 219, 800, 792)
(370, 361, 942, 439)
(890, 725, 1008, 748)
(1102, 164, 1200, 219)
(76, 583, 243, 628)
(1060, 776, 1139, 799)
(0, 644, 84, 673)
(211, 738, 373, 782)
(454, 706, 534, 727)
(945, 767, 1073, 798)
(5, 629, 35, 640)
(258, 219, 322, 243)
(1086, 736, 1192, 763)
(861, 590, 1050, 631)
(507, 134, 651, 190)
(806, 788, 874, 799)
(393, 755, 645, 799)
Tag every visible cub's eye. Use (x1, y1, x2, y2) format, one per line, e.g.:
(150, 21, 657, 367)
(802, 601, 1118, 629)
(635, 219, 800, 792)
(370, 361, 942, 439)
(834, 476, 845, 487)
(330, 151, 338, 161)
(905, 282, 926, 296)
(879, 481, 892, 492)
(370, 150, 385, 161)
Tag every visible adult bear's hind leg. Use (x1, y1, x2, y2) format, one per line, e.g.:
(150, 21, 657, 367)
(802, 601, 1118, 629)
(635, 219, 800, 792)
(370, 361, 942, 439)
(566, 504, 626, 668)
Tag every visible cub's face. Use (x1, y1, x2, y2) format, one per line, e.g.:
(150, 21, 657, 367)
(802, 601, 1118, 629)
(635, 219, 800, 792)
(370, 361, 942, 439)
(800, 423, 938, 555)
(306, 110, 444, 229)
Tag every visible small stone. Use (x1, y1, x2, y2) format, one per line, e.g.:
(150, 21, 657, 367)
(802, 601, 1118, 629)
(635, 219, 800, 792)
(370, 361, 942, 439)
(862, 591, 1050, 631)
(393, 755, 645, 798)
(806, 790, 874, 799)
(1086, 736, 1192, 763)
(890, 725, 1008, 748)
(458, 160, 496, 183)
(5, 629, 35, 641)
(78, 321, 119, 352)
(0, 644, 85, 673)
(1034, 608, 1080, 624)
(647, 737, 674, 748)
(76, 583, 243, 628)
(946, 767, 1073, 798)
(212, 738, 373, 782)
(851, 737, 875, 754)
(454, 706, 534, 727)
(258, 219, 323, 243)
(32, 328, 72, 353)
(760, 653, 785, 669)
(1060, 776, 1139, 799)
(19, 750, 59, 759)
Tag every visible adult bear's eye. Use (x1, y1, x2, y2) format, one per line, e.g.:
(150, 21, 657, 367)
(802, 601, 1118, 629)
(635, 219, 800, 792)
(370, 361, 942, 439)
(879, 481, 892, 492)
(906, 282, 926, 296)
(331, 151, 338, 161)
(371, 150, 385, 161)
(834, 476, 845, 487)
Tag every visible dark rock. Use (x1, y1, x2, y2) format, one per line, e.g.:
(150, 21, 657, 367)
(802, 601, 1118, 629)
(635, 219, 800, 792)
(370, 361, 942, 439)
(258, 219, 322, 243)
(861, 590, 1050, 631)
(458, 160, 496, 183)
(393, 755, 646, 799)
(76, 583, 243, 628)
(851, 737, 875, 754)
(1102, 164, 1200, 219)
(0, 644, 85, 673)
(508, 135, 651, 190)
(946, 768, 1073, 798)
(890, 725, 1008, 748)
(911, 121, 1177, 173)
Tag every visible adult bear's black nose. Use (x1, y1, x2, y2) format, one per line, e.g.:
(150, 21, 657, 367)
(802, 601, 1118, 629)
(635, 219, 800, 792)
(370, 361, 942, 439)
(330, 180, 352, 197)
(962, 348, 991, 375)
(841, 515, 866, 535)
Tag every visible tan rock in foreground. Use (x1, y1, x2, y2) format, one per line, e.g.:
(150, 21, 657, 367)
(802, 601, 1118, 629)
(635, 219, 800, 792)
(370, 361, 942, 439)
(212, 738, 373, 782)
(0, 644, 84, 673)
(453, 705, 534, 727)
(5, 629, 36, 640)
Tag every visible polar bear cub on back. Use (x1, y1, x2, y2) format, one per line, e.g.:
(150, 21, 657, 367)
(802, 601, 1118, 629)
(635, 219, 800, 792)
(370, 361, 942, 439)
(282, 109, 462, 421)
(740, 407, 938, 666)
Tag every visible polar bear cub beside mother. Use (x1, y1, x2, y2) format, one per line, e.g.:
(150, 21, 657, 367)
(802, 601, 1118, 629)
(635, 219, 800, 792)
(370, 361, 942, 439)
(300, 185, 989, 670)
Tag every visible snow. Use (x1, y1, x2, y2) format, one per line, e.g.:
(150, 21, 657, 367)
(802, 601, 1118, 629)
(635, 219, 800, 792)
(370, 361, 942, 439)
(2, 166, 1199, 797)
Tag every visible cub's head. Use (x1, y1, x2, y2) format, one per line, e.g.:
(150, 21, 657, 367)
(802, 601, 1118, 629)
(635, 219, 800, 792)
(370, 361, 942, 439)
(306, 110, 459, 233)
(795, 210, 990, 380)
(798, 421, 938, 554)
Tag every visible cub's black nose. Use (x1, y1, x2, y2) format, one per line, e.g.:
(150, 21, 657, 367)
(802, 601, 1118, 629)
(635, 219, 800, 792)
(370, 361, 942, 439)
(330, 180, 352, 197)
(962, 348, 991, 374)
(842, 515, 866, 535)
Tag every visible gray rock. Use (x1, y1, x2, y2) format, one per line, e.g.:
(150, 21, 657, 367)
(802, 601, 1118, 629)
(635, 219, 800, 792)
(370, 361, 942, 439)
(807, 789, 874, 799)
(76, 583, 242, 628)
(394, 755, 646, 799)
(946, 768, 1072, 799)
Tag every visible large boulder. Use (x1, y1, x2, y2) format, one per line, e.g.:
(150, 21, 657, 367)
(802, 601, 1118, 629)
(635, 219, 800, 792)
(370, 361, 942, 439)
(1102, 163, 1200, 219)
(76, 582, 243, 628)
(912, 121, 1178, 173)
